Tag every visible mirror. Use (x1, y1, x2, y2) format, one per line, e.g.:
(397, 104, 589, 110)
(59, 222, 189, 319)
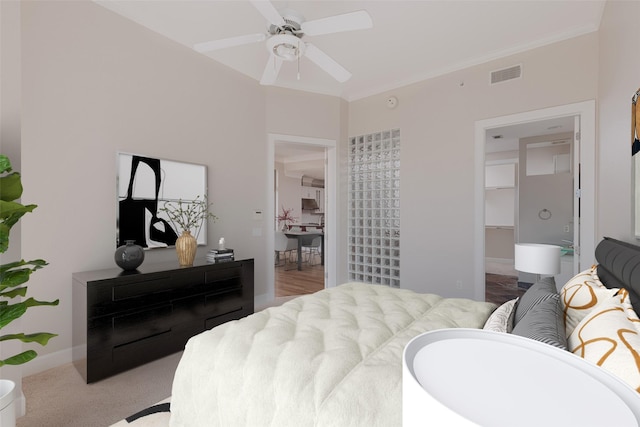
(117, 152, 208, 248)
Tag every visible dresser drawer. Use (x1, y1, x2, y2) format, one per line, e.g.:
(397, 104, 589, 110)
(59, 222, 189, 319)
(112, 270, 204, 301)
(74, 258, 254, 382)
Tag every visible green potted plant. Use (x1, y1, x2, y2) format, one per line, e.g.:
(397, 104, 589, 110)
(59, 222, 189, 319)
(0, 154, 59, 426)
(160, 195, 217, 266)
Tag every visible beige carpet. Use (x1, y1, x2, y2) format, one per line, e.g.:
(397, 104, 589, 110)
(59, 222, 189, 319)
(16, 296, 297, 427)
(17, 352, 181, 427)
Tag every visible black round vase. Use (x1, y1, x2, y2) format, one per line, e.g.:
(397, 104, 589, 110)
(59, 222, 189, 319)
(115, 240, 144, 271)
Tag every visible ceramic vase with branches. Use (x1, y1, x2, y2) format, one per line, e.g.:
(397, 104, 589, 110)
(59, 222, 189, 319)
(160, 195, 217, 266)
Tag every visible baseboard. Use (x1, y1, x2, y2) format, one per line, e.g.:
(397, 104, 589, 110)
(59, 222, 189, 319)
(16, 390, 26, 418)
(21, 345, 83, 377)
(254, 292, 273, 311)
(485, 257, 514, 265)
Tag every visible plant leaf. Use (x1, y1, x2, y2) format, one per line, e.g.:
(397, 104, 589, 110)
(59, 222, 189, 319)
(0, 286, 27, 299)
(0, 172, 23, 202)
(0, 259, 48, 291)
(0, 259, 48, 274)
(0, 155, 11, 174)
(0, 200, 35, 220)
(0, 332, 58, 346)
(0, 297, 59, 330)
(0, 350, 37, 367)
(0, 203, 35, 253)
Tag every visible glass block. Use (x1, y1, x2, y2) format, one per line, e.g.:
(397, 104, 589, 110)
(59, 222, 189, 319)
(349, 128, 399, 288)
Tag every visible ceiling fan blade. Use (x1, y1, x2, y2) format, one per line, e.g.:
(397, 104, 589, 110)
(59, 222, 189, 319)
(194, 33, 266, 53)
(304, 44, 351, 83)
(301, 10, 372, 36)
(250, 0, 286, 27)
(260, 54, 283, 85)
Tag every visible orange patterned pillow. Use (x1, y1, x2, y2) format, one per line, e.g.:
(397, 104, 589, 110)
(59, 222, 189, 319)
(560, 265, 619, 336)
(568, 293, 640, 392)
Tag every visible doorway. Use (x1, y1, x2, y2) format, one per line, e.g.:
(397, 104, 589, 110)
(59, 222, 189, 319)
(266, 134, 337, 305)
(474, 101, 596, 301)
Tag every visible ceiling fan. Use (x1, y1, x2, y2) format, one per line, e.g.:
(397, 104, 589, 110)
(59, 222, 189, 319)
(193, 0, 373, 85)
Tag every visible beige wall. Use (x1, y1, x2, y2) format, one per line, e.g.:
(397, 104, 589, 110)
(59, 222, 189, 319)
(11, 0, 640, 379)
(349, 33, 598, 297)
(0, 0, 25, 405)
(597, 0, 640, 241)
(266, 87, 342, 140)
(275, 161, 302, 228)
(19, 0, 267, 374)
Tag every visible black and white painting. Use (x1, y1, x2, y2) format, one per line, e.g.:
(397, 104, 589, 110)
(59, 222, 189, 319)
(117, 153, 208, 249)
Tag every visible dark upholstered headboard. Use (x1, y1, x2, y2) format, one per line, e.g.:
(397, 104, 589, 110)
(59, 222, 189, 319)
(595, 237, 640, 311)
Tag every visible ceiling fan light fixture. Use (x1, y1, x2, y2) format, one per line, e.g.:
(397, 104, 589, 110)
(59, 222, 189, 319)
(267, 34, 305, 61)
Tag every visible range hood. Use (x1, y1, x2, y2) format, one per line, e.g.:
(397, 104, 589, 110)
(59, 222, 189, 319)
(302, 198, 319, 210)
(301, 175, 325, 188)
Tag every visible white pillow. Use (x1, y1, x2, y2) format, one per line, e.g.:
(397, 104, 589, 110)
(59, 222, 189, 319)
(483, 298, 518, 333)
(568, 295, 640, 392)
(560, 265, 619, 336)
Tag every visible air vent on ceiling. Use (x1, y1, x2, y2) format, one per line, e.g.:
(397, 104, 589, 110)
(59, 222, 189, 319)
(490, 64, 522, 85)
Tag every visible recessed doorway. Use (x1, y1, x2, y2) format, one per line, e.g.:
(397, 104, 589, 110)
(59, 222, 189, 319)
(265, 133, 337, 306)
(474, 100, 596, 302)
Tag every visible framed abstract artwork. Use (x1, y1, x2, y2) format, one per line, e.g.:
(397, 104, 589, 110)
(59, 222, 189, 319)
(116, 152, 208, 249)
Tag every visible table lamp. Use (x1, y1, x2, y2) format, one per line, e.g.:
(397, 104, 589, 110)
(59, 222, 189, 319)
(514, 243, 561, 283)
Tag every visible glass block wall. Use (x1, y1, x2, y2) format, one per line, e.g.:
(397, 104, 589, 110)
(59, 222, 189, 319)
(348, 129, 400, 287)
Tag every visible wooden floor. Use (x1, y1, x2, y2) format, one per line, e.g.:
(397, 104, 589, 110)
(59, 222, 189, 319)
(484, 273, 526, 305)
(275, 261, 325, 297)
(275, 260, 524, 305)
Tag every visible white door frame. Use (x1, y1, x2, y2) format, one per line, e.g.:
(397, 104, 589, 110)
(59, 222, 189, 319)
(266, 133, 337, 301)
(474, 100, 596, 301)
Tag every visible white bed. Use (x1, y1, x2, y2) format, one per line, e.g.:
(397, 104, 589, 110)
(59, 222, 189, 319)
(112, 237, 640, 426)
(169, 282, 496, 426)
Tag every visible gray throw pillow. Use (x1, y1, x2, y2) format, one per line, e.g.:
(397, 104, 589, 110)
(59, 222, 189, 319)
(512, 293, 567, 350)
(513, 277, 557, 326)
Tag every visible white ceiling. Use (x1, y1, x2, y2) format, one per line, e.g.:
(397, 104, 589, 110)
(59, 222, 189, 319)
(94, 0, 606, 102)
(93, 1, 600, 176)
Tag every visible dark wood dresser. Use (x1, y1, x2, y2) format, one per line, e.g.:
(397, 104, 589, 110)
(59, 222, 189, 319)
(72, 258, 254, 383)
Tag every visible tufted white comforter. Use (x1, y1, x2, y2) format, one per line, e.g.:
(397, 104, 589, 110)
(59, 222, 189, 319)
(169, 282, 496, 427)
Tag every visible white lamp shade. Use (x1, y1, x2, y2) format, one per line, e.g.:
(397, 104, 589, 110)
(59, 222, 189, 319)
(514, 243, 561, 275)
